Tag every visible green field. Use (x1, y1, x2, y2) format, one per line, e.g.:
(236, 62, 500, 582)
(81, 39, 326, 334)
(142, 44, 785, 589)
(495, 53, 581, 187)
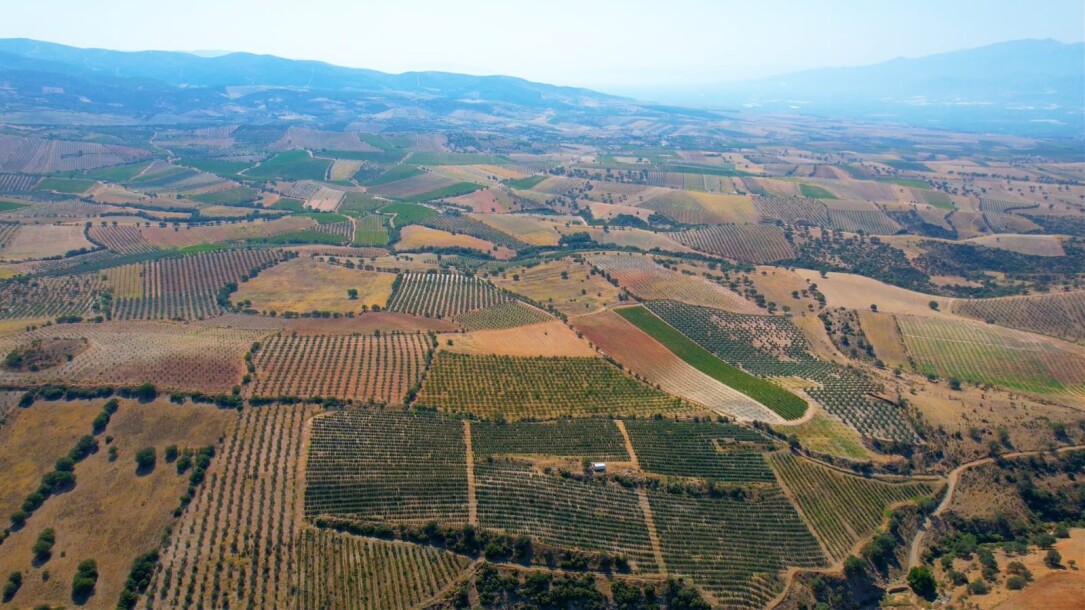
(504, 175, 546, 190)
(364, 165, 423, 186)
(35, 177, 97, 194)
(921, 190, 954, 209)
(353, 214, 389, 246)
(178, 157, 253, 178)
(80, 162, 152, 182)
(799, 183, 838, 199)
(270, 197, 306, 212)
(616, 305, 808, 420)
(325, 150, 406, 164)
(250, 230, 349, 245)
(339, 192, 386, 214)
(657, 163, 748, 177)
(382, 202, 437, 226)
(245, 150, 331, 181)
(0, 200, 29, 211)
(298, 212, 349, 225)
(189, 186, 259, 205)
(887, 178, 931, 189)
(400, 182, 481, 203)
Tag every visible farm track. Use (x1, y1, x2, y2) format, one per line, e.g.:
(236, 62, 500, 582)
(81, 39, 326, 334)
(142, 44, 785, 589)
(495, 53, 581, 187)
(906, 443, 1085, 569)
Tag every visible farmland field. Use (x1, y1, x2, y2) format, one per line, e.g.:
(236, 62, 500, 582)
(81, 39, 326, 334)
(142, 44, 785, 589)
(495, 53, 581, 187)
(245, 150, 331, 181)
(491, 257, 625, 318)
(444, 319, 594, 357)
(588, 253, 760, 314)
(387, 272, 511, 318)
(233, 257, 396, 314)
(952, 289, 1085, 343)
(251, 333, 432, 403)
(416, 352, 684, 420)
(672, 224, 795, 263)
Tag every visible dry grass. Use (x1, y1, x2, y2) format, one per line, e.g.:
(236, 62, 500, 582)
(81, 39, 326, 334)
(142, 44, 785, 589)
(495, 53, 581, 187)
(329, 160, 363, 181)
(394, 225, 511, 259)
(858, 310, 910, 369)
(444, 320, 596, 357)
(492, 257, 624, 318)
(0, 224, 94, 260)
(0, 399, 234, 609)
(139, 217, 315, 248)
(473, 214, 560, 246)
(234, 258, 396, 313)
(792, 268, 953, 316)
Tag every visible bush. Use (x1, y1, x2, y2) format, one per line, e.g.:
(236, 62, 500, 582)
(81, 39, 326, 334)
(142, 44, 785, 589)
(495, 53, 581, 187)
(968, 579, 989, 595)
(135, 447, 156, 472)
(1006, 575, 1027, 590)
(1045, 548, 1062, 568)
(843, 555, 866, 578)
(32, 528, 55, 562)
(907, 566, 936, 599)
(2, 572, 21, 602)
(164, 445, 178, 462)
(71, 559, 98, 602)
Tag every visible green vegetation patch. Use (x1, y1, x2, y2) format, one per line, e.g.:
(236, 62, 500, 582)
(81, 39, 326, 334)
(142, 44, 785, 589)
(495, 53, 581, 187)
(400, 182, 482, 203)
(884, 160, 932, 172)
(364, 165, 423, 186)
(35, 177, 97, 194)
(298, 212, 350, 225)
(0, 200, 30, 211)
(887, 178, 931, 189)
(339, 192, 386, 214)
(352, 214, 389, 246)
(325, 150, 406, 164)
(382, 203, 437, 226)
(657, 164, 748, 177)
(178, 157, 253, 179)
(250, 230, 349, 245)
(270, 197, 306, 212)
(245, 150, 331, 182)
(616, 305, 808, 420)
(81, 162, 152, 182)
(504, 175, 546, 190)
(189, 187, 259, 206)
(921, 190, 954, 209)
(798, 183, 838, 200)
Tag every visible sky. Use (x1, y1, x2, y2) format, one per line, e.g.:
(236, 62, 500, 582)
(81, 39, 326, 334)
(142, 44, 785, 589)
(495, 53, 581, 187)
(3, 0, 1082, 90)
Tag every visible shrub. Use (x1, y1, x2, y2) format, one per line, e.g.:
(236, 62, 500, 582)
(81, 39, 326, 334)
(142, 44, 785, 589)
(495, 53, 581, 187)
(907, 566, 936, 599)
(1045, 548, 1062, 568)
(71, 559, 98, 602)
(2, 572, 21, 602)
(1006, 575, 1027, 590)
(968, 579, 988, 595)
(32, 528, 55, 562)
(135, 447, 156, 472)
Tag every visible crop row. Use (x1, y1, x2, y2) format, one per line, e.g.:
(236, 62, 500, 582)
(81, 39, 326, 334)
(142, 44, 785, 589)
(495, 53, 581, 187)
(672, 224, 795, 263)
(751, 195, 829, 226)
(415, 352, 682, 420)
(387, 272, 511, 319)
(472, 419, 629, 461)
(87, 224, 156, 254)
(954, 289, 1085, 343)
(0, 173, 41, 191)
(588, 254, 755, 314)
(419, 213, 528, 249)
(0, 274, 105, 320)
(453, 301, 552, 331)
(623, 419, 775, 482)
(250, 333, 431, 403)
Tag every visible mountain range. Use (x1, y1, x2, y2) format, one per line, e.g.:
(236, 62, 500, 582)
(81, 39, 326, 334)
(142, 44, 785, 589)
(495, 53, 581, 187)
(0, 37, 1080, 137)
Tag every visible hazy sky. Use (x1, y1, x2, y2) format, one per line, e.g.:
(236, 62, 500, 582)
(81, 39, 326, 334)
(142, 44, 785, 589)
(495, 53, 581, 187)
(4, 0, 1082, 88)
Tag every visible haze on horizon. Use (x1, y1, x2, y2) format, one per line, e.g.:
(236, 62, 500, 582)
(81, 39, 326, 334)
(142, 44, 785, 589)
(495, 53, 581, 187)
(3, 0, 1083, 92)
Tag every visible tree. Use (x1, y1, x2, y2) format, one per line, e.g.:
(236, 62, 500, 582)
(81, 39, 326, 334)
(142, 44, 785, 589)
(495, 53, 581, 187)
(843, 555, 866, 578)
(2, 572, 21, 602)
(968, 579, 988, 595)
(949, 378, 962, 391)
(132, 383, 157, 402)
(907, 566, 936, 599)
(71, 559, 98, 602)
(929, 300, 939, 311)
(135, 447, 156, 473)
(1045, 548, 1062, 568)
(347, 288, 359, 300)
(32, 528, 55, 562)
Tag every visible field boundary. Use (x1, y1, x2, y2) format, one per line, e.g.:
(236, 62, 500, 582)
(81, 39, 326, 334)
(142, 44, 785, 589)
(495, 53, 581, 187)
(464, 420, 477, 526)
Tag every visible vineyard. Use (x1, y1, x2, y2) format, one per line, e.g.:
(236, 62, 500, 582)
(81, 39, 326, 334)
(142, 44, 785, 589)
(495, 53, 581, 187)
(671, 224, 795, 263)
(647, 487, 825, 609)
(472, 418, 629, 460)
(387, 272, 512, 318)
(87, 224, 156, 254)
(623, 419, 775, 482)
(896, 314, 1085, 395)
(0, 134, 151, 173)
(475, 459, 660, 571)
(953, 289, 1085, 343)
(768, 453, 939, 562)
(0, 273, 105, 319)
(0, 173, 40, 191)
(415, 352, 683, 420)
(454, 300, 553, 330)
(111, 248, 289, 320)
(751, 195, 830, 226)
(826, 208, 902, 235)
(644, 300, 920, 441)
(305, 410, 469, 524)
(352, 214, 389, 246)
(588, 254, 759, 314)
(296, 529, 470, 610)
(142, 406, 311, 609)
(250, 333, 431, 403)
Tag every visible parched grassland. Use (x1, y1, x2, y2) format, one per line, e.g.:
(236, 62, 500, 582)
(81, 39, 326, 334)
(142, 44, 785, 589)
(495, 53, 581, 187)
(953, 289, 1085, 343)
(416, 352, 684, 420)
(768, 453, 939, 562)
(897, 314, 1085, 395)
(387, 272, 511, 318)
(588, 253, 759, 314)
(305, 410, 468, 524)
(616, 305, 808, 421)
(444, 320, 594, 358)
(233, 258, 396, 314)
(394, 225, 499, 257)
(296, 529, 471, 610)
(492, 257, 624, 318)
(623, 419, 776, 482)
(250, 333, 431, 403)
(0, 224, 95, 261)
